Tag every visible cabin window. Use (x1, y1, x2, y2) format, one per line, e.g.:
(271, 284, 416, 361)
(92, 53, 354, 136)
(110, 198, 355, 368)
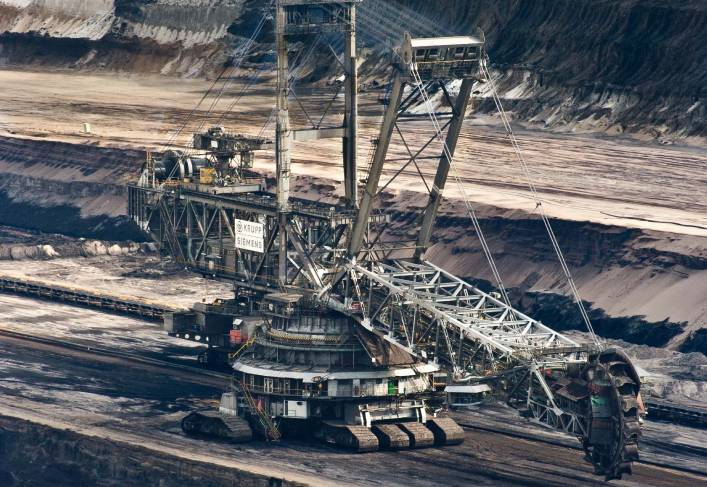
(328, 7, 348, 23)
(415, 49, 426, 60)
(309, 7, 325, 24)
(428, 48, 440, 60)
(455, 47, 466, 59)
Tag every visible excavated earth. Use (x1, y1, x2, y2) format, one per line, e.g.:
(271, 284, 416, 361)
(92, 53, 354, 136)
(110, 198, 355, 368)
(0, 0, 705, 485)
(0, 0, 705, 137)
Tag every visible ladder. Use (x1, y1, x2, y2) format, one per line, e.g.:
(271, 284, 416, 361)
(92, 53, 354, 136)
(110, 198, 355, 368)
(360, 136, 379, 184)
(228, 337, 256, 363)
(158, 203, 186, 264)
(238, 380, 281, 441)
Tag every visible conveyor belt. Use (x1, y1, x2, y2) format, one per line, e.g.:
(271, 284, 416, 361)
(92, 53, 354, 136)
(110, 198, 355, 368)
(0, 274, 176, 320)
(645, 399, 707, 429)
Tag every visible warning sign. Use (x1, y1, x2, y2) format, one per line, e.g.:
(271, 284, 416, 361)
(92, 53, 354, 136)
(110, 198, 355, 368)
(234, 218, 264, 253)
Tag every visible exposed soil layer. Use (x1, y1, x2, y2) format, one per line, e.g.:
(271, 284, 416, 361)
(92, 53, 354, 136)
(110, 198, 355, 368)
(519, 289, 683, 347)
(385, 199, 706, 353)
(681, 329, 707, 355)
(0, 0, 245, 77)
(0, 418, 302, 487)
(0, 136, 145, 239)
(424, 207, 707, 346)
(1, 1, 706, 136)
(0, 192, 143, 240)
(0, 32, 232, 77)
(0, 2, 703, 483)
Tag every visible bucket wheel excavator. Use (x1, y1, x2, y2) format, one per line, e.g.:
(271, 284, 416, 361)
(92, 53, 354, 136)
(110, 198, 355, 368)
(128, 0, 643, 480)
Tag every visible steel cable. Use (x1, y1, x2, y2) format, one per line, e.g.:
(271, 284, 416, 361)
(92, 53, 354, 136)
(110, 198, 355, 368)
(408, 63, 512, 308)
(480, 62, 601, 348)
(160, 4, 274, 181)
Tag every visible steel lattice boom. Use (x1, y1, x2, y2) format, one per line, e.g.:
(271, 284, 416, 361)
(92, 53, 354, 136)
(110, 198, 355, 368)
(345, 260, 583, 371)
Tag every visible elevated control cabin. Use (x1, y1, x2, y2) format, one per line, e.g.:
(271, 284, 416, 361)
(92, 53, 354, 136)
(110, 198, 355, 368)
(399, 32, 485, 80)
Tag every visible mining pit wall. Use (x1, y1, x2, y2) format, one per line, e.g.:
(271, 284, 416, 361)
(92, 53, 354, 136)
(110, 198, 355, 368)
(391, 0, 707, 138)
(0, 136, 145, 240)
(0, 0, 705, 136)
(425, 211, 707, 354)
(0, 0, 246, 77)
(0, 133, 703, 353)
(0, 415, 304, 487)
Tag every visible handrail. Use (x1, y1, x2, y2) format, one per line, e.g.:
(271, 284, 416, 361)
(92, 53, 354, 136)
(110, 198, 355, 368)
(238, 380, 281, 440)
(228, 337, 256, 363)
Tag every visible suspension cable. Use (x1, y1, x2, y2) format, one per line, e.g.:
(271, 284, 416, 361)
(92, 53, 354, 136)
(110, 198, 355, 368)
(408, 63, 512, 307)
(160, 5, 273, 182)
(480, 61, 601, 348)
(214, 66, 268, 127)
(162, 64, 231, 151)
(188, 10, 271, 147)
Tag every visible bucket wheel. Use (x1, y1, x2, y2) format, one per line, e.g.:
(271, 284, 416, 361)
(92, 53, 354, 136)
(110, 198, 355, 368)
(583, 349, 642, 480)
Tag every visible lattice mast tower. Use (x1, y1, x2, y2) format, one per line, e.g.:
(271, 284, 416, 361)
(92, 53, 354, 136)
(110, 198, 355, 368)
(275, 0, 360, 284)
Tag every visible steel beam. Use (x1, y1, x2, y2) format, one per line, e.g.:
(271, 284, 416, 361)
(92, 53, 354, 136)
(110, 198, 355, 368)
(343, 3, 358, 206)
(415, 78, 475, 260)
(276, 4, 291, 284)
(347, 260, 581, 367)
(347, 74, 404, 258)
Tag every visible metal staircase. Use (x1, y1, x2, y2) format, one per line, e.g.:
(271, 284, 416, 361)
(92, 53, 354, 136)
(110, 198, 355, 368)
(228, 338, 256, 364)
(237, 380, 281, 441)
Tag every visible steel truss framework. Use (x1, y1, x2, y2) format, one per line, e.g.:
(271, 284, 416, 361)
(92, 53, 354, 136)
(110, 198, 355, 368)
(129, 10, 640, 462)
(349, 73, 477, 263)
(346, 260, 582, 366)
(130, 57, 589, 440)
(130, 185, 373, 292)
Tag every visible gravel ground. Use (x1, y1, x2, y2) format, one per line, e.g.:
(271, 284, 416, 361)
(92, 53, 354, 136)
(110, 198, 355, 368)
(0, 292, 705, 486)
